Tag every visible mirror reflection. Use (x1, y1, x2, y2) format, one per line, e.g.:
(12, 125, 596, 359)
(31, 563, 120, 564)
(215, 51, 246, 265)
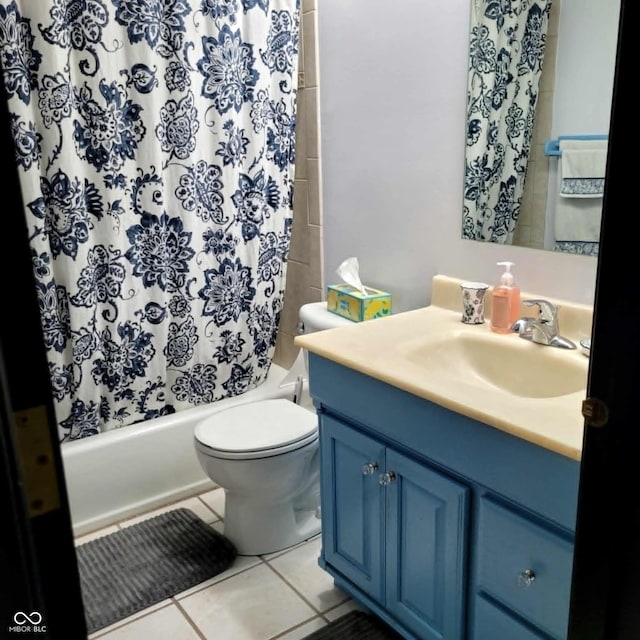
(462, 0, 621, 255)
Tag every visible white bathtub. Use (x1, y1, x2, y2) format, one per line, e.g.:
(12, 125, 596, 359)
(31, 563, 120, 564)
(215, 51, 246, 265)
(62, 360, 309, 536)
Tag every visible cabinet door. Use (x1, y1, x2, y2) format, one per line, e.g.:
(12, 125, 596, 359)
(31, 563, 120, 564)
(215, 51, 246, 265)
(386, 449, 469, 640)
(320, 415, 385, 603)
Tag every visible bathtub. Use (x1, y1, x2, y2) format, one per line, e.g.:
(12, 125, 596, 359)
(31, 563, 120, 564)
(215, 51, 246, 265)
(62, 359, 309, 536)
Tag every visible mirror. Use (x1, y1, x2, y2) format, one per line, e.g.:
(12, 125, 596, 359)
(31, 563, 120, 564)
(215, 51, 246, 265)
(462, 0, 621, 254)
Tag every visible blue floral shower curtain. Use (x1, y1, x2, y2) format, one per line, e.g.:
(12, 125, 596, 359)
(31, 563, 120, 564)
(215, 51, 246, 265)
(0, 0, 300, 441)
(462, 0, 550, 244)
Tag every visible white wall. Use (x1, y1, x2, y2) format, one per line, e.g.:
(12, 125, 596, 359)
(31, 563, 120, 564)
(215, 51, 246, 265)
(553, 0, 620, 137)
(318, 0, 600, 312)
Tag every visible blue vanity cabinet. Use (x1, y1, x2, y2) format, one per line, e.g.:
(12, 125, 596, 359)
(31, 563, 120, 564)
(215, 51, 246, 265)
(309, 353, 581, 640)
(320, 413, 470, 640)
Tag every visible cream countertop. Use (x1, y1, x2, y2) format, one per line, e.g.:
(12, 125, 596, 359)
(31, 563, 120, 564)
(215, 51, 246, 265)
(294, 275, 592, 462)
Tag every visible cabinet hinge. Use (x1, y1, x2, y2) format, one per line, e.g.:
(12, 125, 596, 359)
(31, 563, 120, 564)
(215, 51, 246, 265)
(581, 397, 609, 428)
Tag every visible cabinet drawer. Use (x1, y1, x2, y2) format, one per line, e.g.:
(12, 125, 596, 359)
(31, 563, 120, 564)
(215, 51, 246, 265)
(476, 497, 573, 639)
(473, 596, 546, 640)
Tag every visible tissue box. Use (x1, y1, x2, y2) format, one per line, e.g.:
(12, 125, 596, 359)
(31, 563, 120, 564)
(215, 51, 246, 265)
(326, 284, 392, 322)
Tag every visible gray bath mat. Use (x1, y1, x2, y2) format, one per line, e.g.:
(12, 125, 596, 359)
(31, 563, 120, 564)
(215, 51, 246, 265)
(76, 507, 237, 634)
(303, 610, 403, 640)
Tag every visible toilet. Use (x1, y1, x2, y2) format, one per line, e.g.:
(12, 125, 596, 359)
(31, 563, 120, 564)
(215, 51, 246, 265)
(193, 302, 352, 555)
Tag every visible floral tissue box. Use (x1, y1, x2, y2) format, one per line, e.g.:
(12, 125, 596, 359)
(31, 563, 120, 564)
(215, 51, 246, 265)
(326, 284, 392, 322)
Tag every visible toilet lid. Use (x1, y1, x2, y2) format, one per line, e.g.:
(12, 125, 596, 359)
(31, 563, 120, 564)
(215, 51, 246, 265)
(194, 399, 318, 457)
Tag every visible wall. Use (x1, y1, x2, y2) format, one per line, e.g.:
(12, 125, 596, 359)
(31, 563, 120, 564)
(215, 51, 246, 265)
(274, 0, 324, 368)
(318, 0, 599, 313)
(553, 0, 620, 135)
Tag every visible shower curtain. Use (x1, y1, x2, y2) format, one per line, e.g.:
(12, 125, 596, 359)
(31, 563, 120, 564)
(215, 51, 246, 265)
(462, 0, 550, 244)
(0, 0, 300, 441)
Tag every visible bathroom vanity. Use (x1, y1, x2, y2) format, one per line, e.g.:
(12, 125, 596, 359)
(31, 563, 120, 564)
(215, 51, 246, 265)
(295, 275, 592, 640)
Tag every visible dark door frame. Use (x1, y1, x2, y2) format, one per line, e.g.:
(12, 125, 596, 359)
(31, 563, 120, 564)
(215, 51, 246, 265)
(0, 71, 87, 638)
(567, 0, 639, 637)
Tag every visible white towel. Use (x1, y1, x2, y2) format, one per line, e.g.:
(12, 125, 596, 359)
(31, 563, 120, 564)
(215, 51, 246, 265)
(554, 139, 607, 242)
(559, 139, 608, 199)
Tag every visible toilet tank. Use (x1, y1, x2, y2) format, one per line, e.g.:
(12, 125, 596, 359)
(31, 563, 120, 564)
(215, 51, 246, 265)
(292, 303, 352, 393)
(298, 302, 352, 335)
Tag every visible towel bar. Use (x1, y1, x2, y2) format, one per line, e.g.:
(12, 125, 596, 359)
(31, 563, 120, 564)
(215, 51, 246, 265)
(544, 134, 608, 157)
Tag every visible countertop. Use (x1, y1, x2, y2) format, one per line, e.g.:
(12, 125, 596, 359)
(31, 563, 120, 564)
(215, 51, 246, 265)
(294, 275, 593, 461)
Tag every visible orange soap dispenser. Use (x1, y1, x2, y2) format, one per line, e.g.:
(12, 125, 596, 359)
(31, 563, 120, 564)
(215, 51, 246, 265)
(490, 261, 521, 334)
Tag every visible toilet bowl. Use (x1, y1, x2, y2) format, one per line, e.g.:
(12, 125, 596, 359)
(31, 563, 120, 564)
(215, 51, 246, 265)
(195, 399, 320, 555)
(193, 302, 351, 556)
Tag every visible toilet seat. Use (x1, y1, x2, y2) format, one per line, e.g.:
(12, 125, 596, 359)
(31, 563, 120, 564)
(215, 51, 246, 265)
(194, 399, 318, 460)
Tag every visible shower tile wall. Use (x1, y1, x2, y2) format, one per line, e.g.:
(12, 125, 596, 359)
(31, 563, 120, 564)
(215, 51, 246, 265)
(513, 0, 559, 250)
(274, 0, 324, 368)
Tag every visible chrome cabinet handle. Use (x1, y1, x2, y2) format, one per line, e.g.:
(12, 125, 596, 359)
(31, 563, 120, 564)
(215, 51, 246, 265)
(361, 462, 379, 476)
(517, 569, 536, 588)
(379, 471, 397, 486)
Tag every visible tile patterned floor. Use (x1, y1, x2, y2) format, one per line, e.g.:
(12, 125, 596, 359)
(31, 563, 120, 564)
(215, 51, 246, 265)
(75, 488, 365, 640)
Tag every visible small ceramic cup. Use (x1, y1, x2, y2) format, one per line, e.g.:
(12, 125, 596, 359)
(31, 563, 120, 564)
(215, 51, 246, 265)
(460, 282, 489, 324)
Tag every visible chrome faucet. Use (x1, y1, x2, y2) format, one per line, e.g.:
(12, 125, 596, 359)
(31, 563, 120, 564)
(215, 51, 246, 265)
(510, 299, 577, 349)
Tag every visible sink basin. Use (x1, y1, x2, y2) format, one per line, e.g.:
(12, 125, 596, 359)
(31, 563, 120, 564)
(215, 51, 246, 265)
(398, 331, 588, 399)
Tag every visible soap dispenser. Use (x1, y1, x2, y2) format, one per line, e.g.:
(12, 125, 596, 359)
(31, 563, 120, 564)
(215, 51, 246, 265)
(490, 261, 521, 334)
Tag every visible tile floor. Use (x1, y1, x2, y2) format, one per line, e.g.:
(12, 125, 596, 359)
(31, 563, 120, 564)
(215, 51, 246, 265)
(75, 487, 365, 640)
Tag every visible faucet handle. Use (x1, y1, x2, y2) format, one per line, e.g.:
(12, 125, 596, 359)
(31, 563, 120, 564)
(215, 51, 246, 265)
(523, 299, 558, 324)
